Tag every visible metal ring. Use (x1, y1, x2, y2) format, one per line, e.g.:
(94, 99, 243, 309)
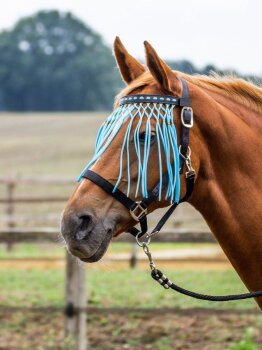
(135, 232, 151, 247)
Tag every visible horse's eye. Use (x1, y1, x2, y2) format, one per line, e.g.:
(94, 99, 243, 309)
(139, 132, 146, 142)
(139, 132, 156, 144)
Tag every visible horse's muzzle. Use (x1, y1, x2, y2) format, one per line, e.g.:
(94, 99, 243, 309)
(60, 210, 113, 262)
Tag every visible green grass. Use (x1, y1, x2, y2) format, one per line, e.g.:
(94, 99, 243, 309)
(0, 243, 65, 258)
(0, 242, 217, 258)
(0, 268, 258, 310)
(228, 328, 260, 350)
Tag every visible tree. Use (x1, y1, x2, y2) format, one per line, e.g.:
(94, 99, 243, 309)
(0, 10, 122, 111)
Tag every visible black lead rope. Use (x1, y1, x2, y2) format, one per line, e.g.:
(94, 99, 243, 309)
(141, 243, 262, 301)
(151, 268, 262, 301)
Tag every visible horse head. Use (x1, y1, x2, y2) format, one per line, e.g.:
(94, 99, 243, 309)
(61, 37, 198, 262)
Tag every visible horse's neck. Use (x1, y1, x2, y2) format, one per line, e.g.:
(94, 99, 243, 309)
(189, 87, 262, 308)
(205, 89, 262, 133)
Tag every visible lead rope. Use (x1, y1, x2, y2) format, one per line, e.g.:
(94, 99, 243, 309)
(138, 241, 262, 301)
(141, 242, 262, 301)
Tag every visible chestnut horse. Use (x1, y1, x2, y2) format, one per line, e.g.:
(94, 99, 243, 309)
(61, 38, 262, 309)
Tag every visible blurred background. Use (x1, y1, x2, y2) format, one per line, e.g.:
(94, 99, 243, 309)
(0, 1, 261, 349)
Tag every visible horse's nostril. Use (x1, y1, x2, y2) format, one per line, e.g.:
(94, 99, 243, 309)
(79, 215, 92, 232)
(74, 215, 93, 241)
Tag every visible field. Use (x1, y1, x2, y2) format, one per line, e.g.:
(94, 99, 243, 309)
(0, 113, 105, 177)
(0, 114, 261, 350)
(1, 255, 262, 349)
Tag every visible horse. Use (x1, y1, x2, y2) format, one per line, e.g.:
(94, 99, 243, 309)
(61, 37, 262, 309)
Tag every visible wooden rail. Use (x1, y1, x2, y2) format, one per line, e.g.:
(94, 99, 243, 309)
(0, 176, 75, 184)
(0, 176, 211, 349)
(0, 227, 215, 244)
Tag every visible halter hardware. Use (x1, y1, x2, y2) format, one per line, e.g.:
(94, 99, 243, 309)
(181, 107, 193, 128)
(179, 146, 195, 176)
(130, 201, 147, 221)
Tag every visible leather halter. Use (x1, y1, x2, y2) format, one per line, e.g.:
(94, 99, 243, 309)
(81, 78, 195, 240)
(80, 79, 262, 302)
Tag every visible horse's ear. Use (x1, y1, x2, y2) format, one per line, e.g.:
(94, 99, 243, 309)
(113, 36, 145, 84)
(144, 41, 182, 95)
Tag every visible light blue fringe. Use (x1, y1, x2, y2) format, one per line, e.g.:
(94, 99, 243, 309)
(77, 103, 180, 204)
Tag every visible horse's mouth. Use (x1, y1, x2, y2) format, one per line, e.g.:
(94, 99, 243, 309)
(79, 244, 107, 263)
(72, 229, 112, 263)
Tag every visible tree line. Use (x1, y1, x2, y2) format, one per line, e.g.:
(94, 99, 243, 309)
(0, 10, 260, 111)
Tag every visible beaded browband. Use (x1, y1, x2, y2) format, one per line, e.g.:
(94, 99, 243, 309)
(119, 94, 180, 106)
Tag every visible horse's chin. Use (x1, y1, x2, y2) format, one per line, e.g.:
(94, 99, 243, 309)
(67, 229, 113, 263)
(79, 244, 108, 263)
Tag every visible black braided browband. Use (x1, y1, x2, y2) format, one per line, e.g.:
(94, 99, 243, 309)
(119, 94, 180, 106)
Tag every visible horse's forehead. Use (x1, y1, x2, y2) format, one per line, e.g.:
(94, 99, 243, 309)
(129, 82, 162, 95)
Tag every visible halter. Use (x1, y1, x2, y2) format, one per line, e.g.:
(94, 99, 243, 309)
(79, 78, 195, 242)
(78, 77, 262, 302)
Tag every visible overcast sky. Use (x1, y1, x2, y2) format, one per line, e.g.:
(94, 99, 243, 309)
(1, 0, 261, 75)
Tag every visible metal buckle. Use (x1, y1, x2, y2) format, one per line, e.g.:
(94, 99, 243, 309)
(181, 107, 193, 128)
(185, 170, 195, 178)
(130, 201, 147, 222)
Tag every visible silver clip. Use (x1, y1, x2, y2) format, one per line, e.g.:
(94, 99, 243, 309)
(185, 157, 195, 174)
(142, 243, 156, 271)
(179, 146, 195, 175)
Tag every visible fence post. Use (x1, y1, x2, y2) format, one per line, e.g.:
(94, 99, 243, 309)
(65, 251, 87, 350)
(6, 181, 15, 251)
(130, 243, 138, 268)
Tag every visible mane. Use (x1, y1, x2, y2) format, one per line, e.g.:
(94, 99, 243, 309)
(115, 71, 262, 115)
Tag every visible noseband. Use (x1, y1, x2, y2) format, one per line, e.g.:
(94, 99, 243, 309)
(80, 78, 195, 243)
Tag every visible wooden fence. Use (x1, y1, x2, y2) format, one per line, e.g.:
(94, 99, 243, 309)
(0, 175, 73, 228)
(0, 175, 205, 230)
(0, 176, 215, 350)
(0, 226, 216, 350)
